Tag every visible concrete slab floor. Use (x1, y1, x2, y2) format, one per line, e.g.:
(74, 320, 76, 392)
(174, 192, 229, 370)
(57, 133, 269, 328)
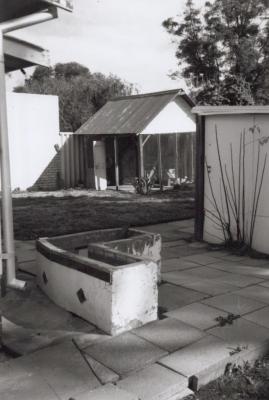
(15, 341, 102, 400)
(158, 283, 209, 312)
(202, 292, 267, 315)
(3, 219, 269, 400)
(133, 317, 205, 352)
(164, 303, 229, 331)
(116, 363, 188, 400)
(84, 332, 167, 377)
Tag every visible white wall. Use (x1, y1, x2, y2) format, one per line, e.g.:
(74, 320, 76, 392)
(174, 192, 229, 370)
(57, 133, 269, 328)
(6, 92, 60, 190)
(141, 100, 196, 135)
(204, 114, 269, 255)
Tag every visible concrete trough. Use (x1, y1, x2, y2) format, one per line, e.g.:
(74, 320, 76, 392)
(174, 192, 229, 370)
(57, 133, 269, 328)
(36, 228, 161, 335)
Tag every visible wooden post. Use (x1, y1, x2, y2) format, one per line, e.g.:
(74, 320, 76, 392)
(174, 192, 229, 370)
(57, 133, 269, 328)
(138, 135, 144, 178)
(114, 136, 119, 190)
(65, 134, 71, 188)
(194, 115, 205, 241)
(60, 133, 66, 187)
(175, 133, 179, 181)
(157, 134, 163, 191)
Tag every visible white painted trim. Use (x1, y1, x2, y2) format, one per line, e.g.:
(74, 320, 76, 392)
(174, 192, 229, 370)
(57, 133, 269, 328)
(192, 106, 269, 116)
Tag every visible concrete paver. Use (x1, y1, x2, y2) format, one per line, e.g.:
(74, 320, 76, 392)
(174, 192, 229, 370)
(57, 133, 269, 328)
(84, 332, 167, 376)
(159, 335, 231, 382)
(162, 246, 205, 260)
(202, 293, 267, 315)
(117, 363, 188, 400)
(17, 260, 37, 276)
(83, 354, 119, 384)
(133, 318, 205, 352)
(243, 306, 269, 329)
(15, 249, 36, 263)
(208, 318, 269, 351)
(184, 266, 263, 287)
(232, 285, 269, 304)
(159, 283, 208, 312)
(162, 271, 200, 286)
(180, 253, 220, 265)
(161, 258, 200, 273)
(75, 384, 138, 400)
(15, 341, 102, 399)
(165, 303, 229, 331)
(209, 262, 269, 278)
(180, 278, 238, 296)
(0, 370, 60, 400)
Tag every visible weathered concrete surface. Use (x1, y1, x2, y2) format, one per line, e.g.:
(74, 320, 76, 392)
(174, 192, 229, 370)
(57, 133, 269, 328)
(84, 332, 167, 376)
(133, 318, 205, 352)
(159, 283, 208, 312)
(202, 293, 267, 315)
(165, 303, 229, 330)
(74, 384, 139, 400)
(243, 305, 269, 329)
(117, 363, 188, 400)
(208, 318, 269, 351)
(15, 341, 102, 400)
(159, 335, 231, 388)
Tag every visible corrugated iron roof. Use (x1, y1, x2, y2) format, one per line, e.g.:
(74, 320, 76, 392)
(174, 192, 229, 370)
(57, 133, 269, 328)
(75, 89, 194, 136)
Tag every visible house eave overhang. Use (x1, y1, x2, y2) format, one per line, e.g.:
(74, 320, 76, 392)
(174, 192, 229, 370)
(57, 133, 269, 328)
(0, 0, 73, 23)
(4, 35, 50, 72)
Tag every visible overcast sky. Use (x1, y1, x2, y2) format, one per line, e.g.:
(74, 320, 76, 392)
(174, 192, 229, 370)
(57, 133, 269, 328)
(7, 0, 206, 92)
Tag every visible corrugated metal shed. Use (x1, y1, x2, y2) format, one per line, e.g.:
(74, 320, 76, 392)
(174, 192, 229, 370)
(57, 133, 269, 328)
(75, 89, 195, 136)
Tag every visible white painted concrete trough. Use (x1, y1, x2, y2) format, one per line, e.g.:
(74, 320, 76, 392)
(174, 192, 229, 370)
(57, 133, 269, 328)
(36, 228, 161, 335)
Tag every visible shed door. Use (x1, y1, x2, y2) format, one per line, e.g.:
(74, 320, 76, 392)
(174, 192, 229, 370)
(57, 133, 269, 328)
(93, 140, 107, 190)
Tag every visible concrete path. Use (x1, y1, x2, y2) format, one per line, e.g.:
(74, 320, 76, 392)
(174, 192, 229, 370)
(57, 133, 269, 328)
(1, 219, 269, 399)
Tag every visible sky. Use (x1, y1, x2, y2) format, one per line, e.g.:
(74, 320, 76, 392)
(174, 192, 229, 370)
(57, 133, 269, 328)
(7, 0, 206, 92)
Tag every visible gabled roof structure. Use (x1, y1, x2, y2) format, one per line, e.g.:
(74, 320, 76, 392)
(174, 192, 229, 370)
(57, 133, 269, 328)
(75, 89, 195, 136)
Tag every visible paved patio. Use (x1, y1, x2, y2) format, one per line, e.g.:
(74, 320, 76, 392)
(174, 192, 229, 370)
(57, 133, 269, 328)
(1, 219, 269, 399)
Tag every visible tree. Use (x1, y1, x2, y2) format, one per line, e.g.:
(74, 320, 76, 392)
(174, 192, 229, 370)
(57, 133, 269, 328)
(163, 0, 269, 105)
(15, 62, 135, 131)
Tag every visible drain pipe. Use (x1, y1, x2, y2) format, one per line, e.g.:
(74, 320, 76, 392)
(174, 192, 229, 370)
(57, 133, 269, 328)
(0, 8, 58, 290)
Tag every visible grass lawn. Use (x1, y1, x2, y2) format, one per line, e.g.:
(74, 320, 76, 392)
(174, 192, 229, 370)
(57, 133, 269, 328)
(12, 188, 194, 240)
(185, 358, 269, 400)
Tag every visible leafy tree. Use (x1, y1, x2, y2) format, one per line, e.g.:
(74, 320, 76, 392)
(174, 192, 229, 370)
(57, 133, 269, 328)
(15, 62, 134, 131)
(163, 0, 269, 105)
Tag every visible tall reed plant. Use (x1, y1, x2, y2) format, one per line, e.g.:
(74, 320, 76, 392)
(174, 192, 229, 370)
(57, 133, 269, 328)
(205, 125, 268, 250)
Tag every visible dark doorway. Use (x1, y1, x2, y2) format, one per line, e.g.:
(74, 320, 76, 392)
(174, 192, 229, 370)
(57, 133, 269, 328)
(105, 136, 138, 186)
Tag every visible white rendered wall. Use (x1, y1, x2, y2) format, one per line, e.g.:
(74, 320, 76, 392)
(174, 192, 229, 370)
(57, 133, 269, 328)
(6, 92, 60, 190)
(204, 114, 269, 255)
(141, 100, 196, 135)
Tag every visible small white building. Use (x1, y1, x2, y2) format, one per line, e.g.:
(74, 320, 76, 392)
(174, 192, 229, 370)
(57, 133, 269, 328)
(193, 106, 269, 255)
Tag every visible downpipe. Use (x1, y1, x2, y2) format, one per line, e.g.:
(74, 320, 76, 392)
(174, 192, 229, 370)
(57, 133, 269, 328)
(0, 8, 58, 291)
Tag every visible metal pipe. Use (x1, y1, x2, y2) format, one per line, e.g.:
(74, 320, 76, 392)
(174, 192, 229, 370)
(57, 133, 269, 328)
(0, 8, 58, 290)
(0, 33, 25, 290)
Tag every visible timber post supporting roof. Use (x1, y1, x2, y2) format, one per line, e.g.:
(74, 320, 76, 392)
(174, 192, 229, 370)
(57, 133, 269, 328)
(75, 89, 195, 136)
